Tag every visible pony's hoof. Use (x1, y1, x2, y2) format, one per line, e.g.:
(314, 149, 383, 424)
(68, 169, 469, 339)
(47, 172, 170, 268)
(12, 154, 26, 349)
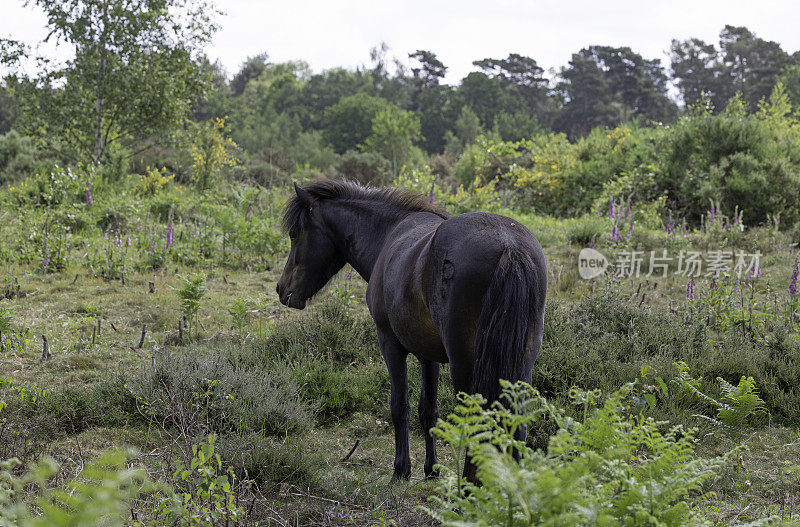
(390, 471, 410, 483)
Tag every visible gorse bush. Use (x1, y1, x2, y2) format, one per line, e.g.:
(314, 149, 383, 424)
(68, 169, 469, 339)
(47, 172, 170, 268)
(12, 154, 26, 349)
(191, 117, 238, 191)
(137, 165, 174, 196)
(658, 90, 800, 225)
(427, 380, 731, 526)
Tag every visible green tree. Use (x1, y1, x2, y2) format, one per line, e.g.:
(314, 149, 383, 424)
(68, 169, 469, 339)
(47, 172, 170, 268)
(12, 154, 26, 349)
(8, 0, 217, 166)
(494, 110, 540, 142)
(369, 42, 414, 109)
(190, 55, 231, 122)
(230, 67, 306, 155)
(300, 67, 374, 128)
(671, 26, 793, 112)
(670, 37, 729, 109)
(230, 52, 270, 96)
(719, 25, 792, 110)
(324, 93, 389, 154)
(362, 105, 421, 176)
(457, 72, 521, 129)
(416, 84, 458, 153)
(473, 53, 553, 125)
(555, 52, 618, 137)
(555, 46, 675, 137)
(408, 49, 447, 91)
(776, 64, 800, 109)
(0, 81, 16, 134)
(444, 105, 482, 156)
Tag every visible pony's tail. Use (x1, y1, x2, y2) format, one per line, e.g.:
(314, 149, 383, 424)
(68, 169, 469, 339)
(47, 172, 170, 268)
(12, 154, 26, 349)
(471, 246, 541, 404)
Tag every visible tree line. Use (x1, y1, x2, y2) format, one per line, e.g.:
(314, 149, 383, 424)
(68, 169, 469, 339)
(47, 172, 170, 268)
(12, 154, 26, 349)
(1, 0, 799, 183)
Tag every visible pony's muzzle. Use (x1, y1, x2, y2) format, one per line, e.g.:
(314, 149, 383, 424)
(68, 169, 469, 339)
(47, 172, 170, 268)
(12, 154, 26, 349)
(276, 283, 306, 309)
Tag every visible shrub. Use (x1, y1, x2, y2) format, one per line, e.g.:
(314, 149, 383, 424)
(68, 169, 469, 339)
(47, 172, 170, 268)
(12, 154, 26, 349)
(215, 432, 321, 489)
(231, 297, 391, 420)
(129, 349, 317, 437)
(657, 91, 800, 226)
(565, 215, 606, 245)
(0, 130, 37, 184)
(167, 434, 244, 526)
(138, 165, 175, 196)
(0, 449, 162, 526)
(334, 150, 392, 186)
(535, 296, 800, 425)
(21, 166, 86, 207)
(292, 360, 387, 419)
(191, 118, 238, 191)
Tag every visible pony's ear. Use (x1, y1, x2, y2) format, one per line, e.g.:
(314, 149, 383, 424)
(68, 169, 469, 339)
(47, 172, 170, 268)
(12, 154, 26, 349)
(293, 182, 313, 206)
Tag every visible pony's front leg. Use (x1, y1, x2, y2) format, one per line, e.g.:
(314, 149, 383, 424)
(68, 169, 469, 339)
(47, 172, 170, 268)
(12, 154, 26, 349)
(377, 328, 411, 481)
(418, 359, 440, 478)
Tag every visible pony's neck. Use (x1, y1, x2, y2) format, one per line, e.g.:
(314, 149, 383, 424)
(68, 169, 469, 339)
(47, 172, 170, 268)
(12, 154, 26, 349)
(321, 200, 407, 282)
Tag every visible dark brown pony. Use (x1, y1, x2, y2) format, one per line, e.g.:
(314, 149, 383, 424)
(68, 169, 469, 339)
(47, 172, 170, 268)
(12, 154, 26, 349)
(277, 180, 547, 481)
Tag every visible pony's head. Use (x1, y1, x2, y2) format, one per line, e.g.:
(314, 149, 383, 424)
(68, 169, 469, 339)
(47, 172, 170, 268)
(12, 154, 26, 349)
(276, 182, 346, 309)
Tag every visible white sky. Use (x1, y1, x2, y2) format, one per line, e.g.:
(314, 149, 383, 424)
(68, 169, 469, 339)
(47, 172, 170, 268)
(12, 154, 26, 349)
(2, 0, 799, 85)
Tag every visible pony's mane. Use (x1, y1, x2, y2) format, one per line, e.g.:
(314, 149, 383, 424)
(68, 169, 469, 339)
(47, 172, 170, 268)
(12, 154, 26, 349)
(282, 180, 450, 233)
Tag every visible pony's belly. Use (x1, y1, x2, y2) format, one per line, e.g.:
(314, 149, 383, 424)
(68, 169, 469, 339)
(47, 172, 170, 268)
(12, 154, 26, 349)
(400, 335, 448, 363)
(389, 312, 448, 363)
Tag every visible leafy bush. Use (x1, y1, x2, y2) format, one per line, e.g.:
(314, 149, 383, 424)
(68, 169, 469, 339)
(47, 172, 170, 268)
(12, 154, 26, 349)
(191, 118, 238, 191)
(657, 90, 800, 226)
(427, 380, 730, 526)
(334, 150, 392, 185)
(20, 166, 87, 207)
(0, 130, 37, 184)
(167, 434, 244, 526)
(0, 449, 162, 526)
(137, 165, 175, 196)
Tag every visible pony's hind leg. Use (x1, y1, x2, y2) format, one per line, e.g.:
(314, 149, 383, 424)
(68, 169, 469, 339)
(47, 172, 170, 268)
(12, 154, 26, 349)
(418, 359, 440, 478)
(377, 327, 412, 481)
(442, 336, 479, 483)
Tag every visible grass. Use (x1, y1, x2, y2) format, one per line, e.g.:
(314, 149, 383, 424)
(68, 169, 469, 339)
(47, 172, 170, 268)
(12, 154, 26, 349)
(3, 178, 800, 524)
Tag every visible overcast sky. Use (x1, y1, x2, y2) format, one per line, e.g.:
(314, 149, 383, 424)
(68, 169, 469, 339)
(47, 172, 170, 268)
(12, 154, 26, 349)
(2, 0, 799, 84)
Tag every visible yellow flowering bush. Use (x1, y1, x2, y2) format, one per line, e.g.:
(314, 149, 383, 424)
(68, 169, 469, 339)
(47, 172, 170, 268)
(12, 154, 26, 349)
(6, 179, 30, 205)
(512, 133, 578, 209)
(191, 117, 239, 191)
(393, 165, 437, 195)
(138, 166, 174, 196)
(451, 176, 502, 214)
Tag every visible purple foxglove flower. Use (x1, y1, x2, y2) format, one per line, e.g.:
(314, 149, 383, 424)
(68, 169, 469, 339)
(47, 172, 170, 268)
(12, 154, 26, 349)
(165, 219, 174, 251)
